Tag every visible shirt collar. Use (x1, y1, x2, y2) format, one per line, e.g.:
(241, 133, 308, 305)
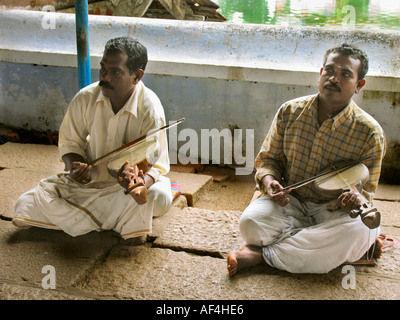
(306, 93, 320, 128)
(330, 99, 354, 131)
(311, 93, 354, 130)
(95, 81, 143, 117)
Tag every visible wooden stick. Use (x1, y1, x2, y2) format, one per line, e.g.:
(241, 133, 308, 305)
(282, 155, 372, 191)
(88, 118, 185, 166)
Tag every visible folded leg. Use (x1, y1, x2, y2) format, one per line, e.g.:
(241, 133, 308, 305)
(263, 203, 379, 273)
(239, 194, 310, 247)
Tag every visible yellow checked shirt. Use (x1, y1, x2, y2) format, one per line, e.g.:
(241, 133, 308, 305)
(255, 94, 386, 203)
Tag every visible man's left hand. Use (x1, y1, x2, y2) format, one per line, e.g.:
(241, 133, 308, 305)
(117, 161, 148, 204)
(337, 190, 362, 212)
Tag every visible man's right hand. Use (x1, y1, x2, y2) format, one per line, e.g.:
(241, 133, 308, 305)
(70, 161, 92, 184)
(262, 175, 291, 207)
(117, 161, 148, 204)
(62, 153, 92, 184)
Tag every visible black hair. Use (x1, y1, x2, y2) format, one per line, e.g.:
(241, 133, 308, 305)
(104, 37, 148, 74)
(323, 43, 369, 80)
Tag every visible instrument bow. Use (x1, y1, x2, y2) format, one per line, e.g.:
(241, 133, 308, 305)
(283, 156, 380, 229)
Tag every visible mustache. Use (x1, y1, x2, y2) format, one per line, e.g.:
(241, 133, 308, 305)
(99, 81, 114, 90)
(324, 82, 341, 92)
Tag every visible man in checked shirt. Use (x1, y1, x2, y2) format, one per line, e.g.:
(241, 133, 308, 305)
(227, 43, 386, 276)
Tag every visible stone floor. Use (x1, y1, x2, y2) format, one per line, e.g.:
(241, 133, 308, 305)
(0, 142, 399, 300)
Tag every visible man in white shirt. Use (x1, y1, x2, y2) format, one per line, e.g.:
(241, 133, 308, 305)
(13, 37, 172, 239)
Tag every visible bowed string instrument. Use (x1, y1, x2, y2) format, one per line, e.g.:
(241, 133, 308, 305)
(87, 118, 185, 202)
(280, 155, 381, 229)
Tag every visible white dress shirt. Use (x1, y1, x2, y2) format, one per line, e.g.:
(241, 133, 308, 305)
(58, 81, 169, 184)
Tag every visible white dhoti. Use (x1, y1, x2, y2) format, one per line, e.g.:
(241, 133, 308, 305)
(13, 174, 172, 239)
(239, 194, 379, 273)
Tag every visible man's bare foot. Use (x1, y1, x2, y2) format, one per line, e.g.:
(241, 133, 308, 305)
(227, 245, 263, 277)
(371, 236, 384, 259)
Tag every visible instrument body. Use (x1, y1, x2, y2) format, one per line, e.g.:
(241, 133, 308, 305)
(314, 162, 369, 198)
(89, 118, 184, 166)
(89, 118, 184, 204)
(106, 137, 162, 204)
(67, 119, 183, 203)
(106, 136, 160, 175)
(314, 162, 380, 229)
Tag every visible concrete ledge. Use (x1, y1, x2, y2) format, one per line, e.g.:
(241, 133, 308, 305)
(1, 10, 399, 92)
(375, 184, 400, 201)
(166, 171, 213, 206)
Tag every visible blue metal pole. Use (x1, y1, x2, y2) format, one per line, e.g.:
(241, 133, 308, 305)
(75, 0, 91, 89)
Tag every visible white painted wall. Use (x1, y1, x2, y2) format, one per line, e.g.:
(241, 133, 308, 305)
(1, 10, 399, 169)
